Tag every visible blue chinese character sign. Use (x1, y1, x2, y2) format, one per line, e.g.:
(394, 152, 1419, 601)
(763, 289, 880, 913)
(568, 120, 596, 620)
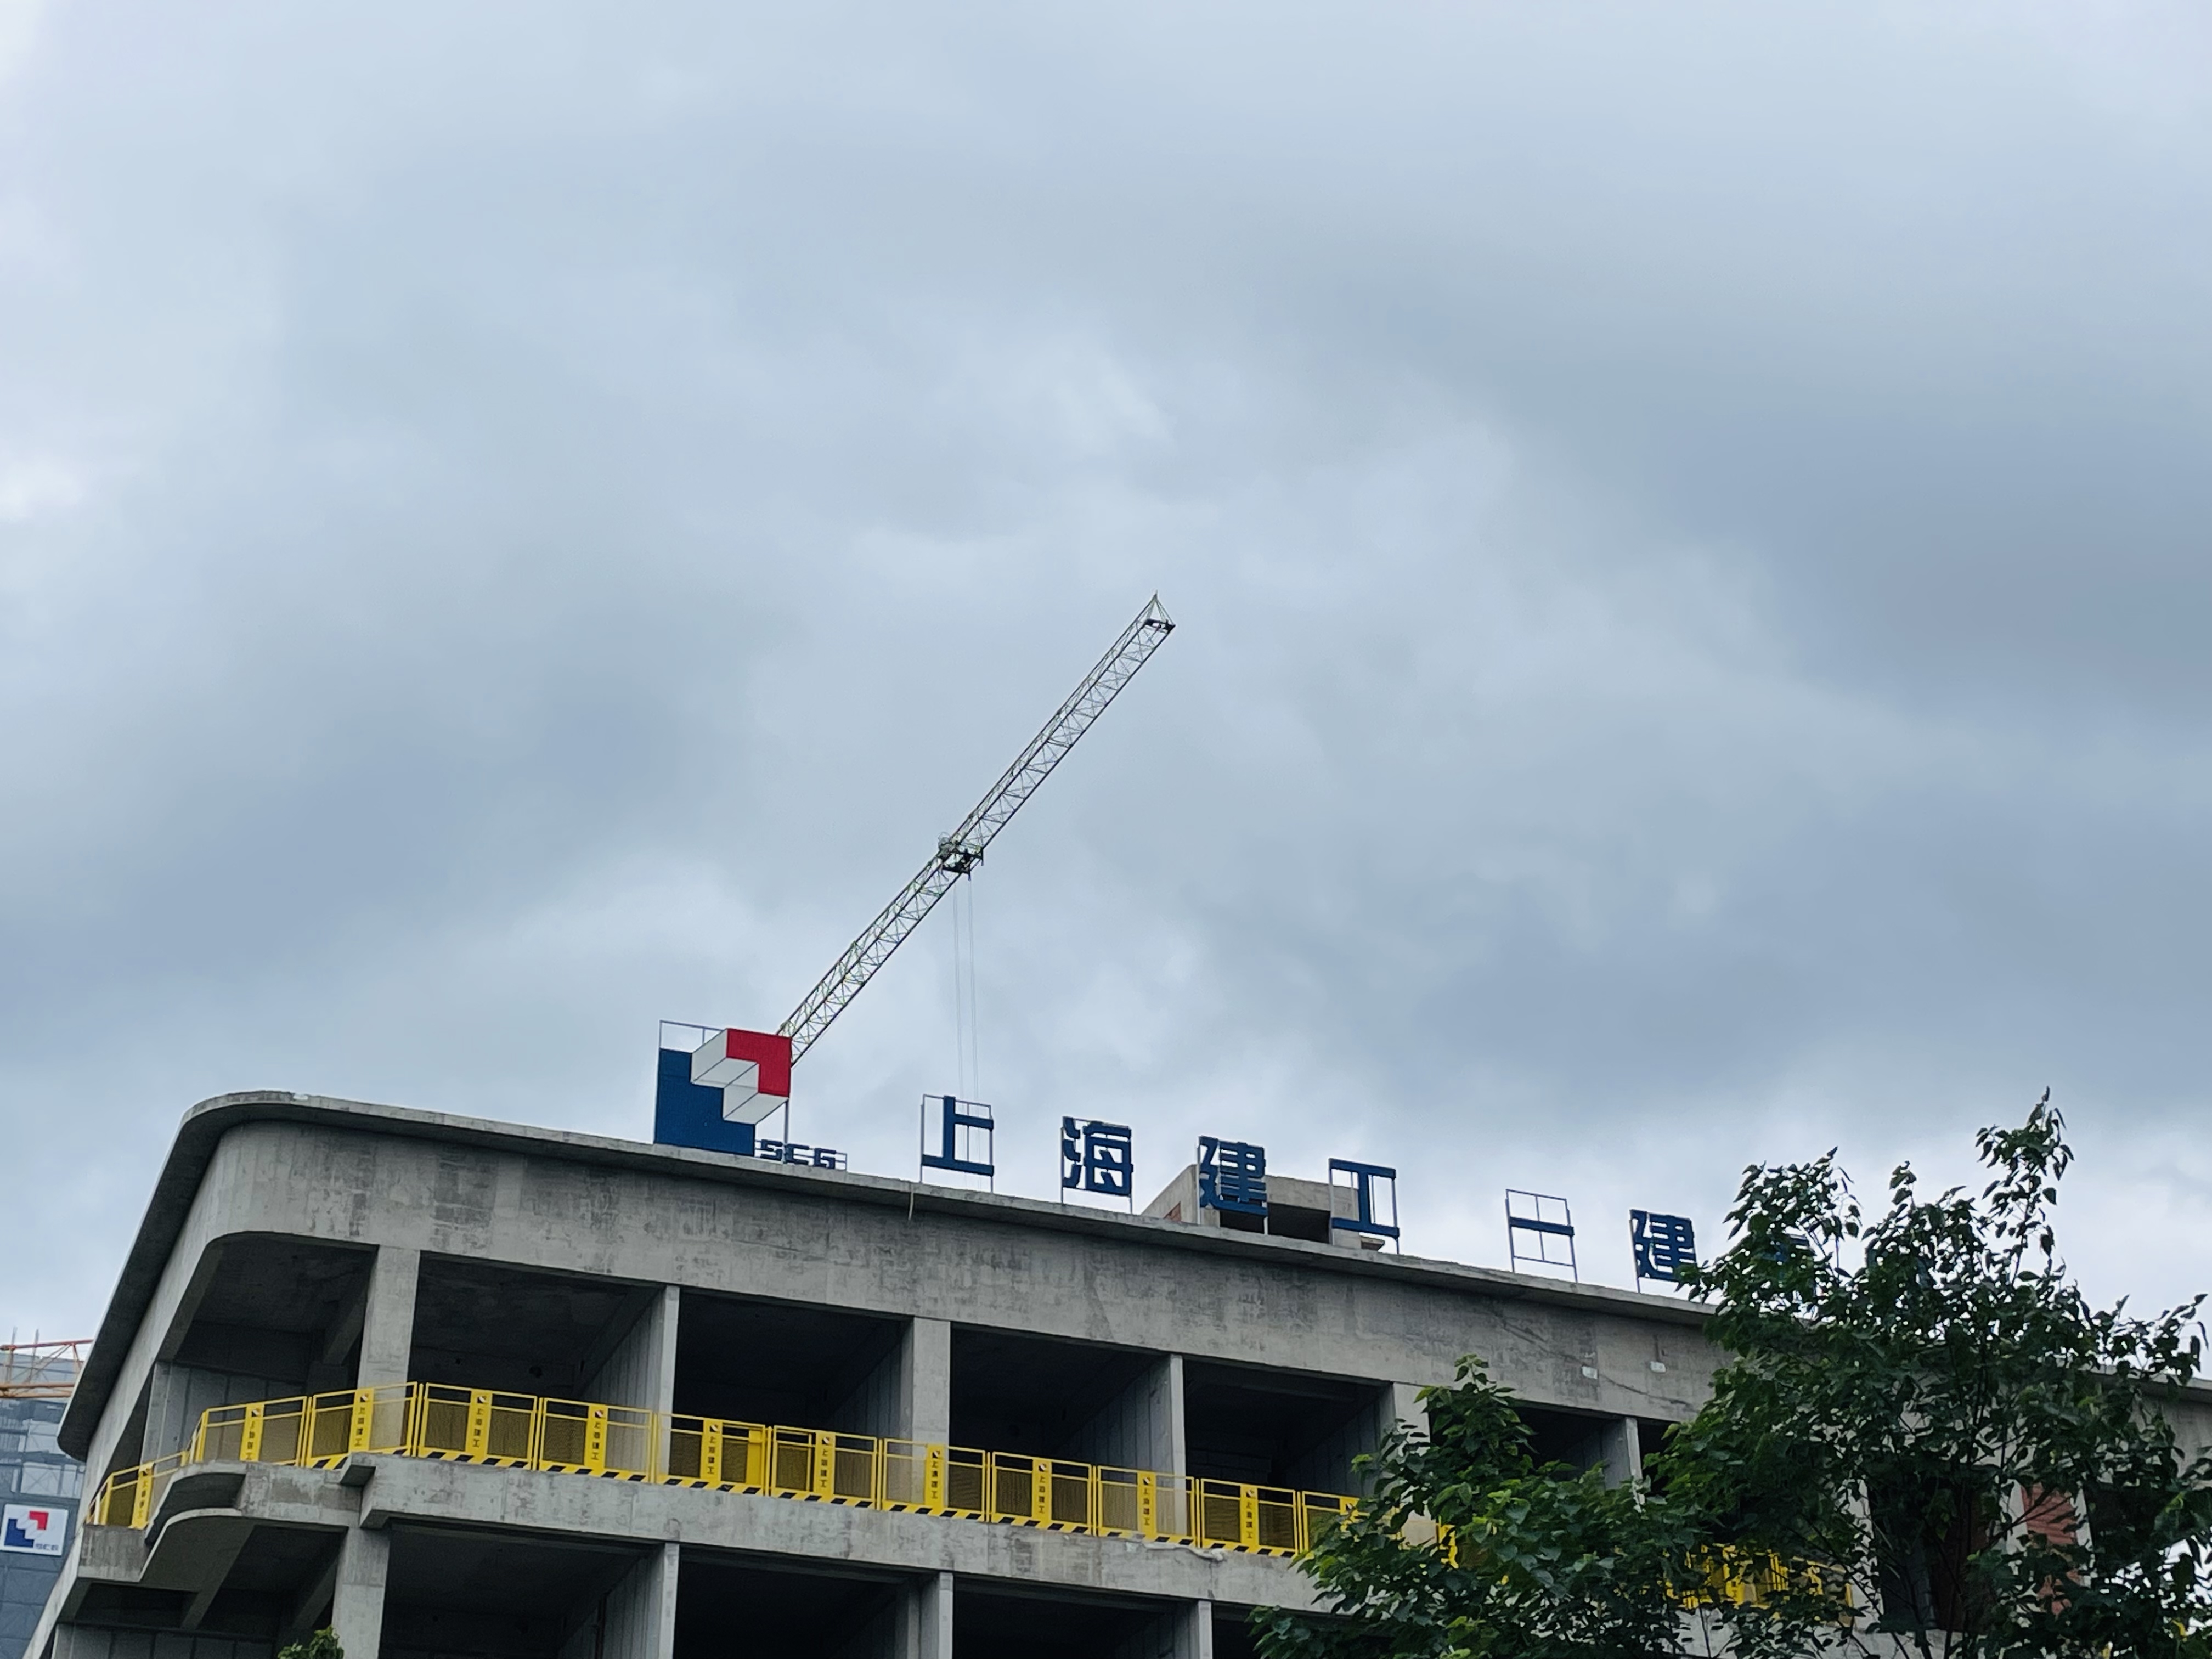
(1328, 1159, 1401, 1246)
(1631, 1210, 1697, 1287)
(1506, 1189, 1577, 1280)
(1198, 1137, 1268, 1215)
(1061, 1119, 1134, 1200)
(920, 1094, 995, 1186)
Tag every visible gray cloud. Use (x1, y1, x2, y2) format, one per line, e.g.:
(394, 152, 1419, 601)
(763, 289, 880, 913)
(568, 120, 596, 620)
(1, 1, 2205, 1335)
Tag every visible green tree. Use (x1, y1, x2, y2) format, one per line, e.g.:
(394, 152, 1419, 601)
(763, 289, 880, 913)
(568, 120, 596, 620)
(1256, 1096, 2212, 1659)
(1250, 1357, 1698, 1659)
(276, 1632, 343, 1659)
(1668, 1093, 2212, 1659)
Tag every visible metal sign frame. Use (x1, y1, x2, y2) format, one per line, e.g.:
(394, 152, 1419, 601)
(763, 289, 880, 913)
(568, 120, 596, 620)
(920, 1094, 996, 1188)
(1505, 1189, 1577, 1280)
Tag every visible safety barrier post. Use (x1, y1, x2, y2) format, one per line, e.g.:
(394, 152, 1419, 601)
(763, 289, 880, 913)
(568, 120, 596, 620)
(239, 1402, 264, 1465)
(349, 1387, 383, 1455)
(1240, 1483, 1260, 1550)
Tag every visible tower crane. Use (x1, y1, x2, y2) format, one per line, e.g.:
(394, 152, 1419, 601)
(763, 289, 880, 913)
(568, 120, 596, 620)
(655, 595, 1176, 1152)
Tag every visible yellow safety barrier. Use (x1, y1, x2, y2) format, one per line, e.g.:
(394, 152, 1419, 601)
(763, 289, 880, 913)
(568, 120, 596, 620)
(1681, 1547, 1852, 1611)
(90, 1384, 1357, 1558)
(1428, 1525, 1850, 1615)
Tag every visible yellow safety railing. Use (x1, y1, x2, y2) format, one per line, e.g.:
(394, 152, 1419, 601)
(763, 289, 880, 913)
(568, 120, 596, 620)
(90, 1383, 1356, 1556)
(1427, 1526, 1850, 1615)
(1681, 1546, 1853, 1611)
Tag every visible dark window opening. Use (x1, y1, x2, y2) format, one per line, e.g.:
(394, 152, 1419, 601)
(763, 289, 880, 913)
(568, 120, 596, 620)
(1870, 1475, 1997, 1635)
(1182, 1361, 1384, 1493)
(673, 1553, 902, 1659)
(1511, 1403, 1621, 1479)
(674, 1291, 907, 1437)
(380, 1525, 646, 1659)
(949, 1330, 1159, 1462)
(408, 1257, 659, 1401)
(955, 1585, 1180, 1659)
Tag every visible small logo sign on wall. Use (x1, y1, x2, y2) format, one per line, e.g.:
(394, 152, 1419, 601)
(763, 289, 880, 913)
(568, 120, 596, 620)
(2, 1503, 67, 1555)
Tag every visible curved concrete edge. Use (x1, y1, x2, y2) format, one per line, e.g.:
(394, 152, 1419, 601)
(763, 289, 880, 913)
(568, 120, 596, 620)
(63, 1090, 1723, 1459)
(49, 1455, 1325, 1630)
(140, 1510, 258, 1594)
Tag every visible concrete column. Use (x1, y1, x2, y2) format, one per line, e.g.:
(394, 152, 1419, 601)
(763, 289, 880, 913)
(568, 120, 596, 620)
(1595, 1417, 1643, 1488)
(600, 1542, 678, 1659)
(146, 1363, 290, 1461)
(1386, 1381, 1426, 1434)
(1110, 1600, 1211, 1659)
(1065, 1354, 1183, 1475)
(1161, 1354, 1188, 1476)
(1341, 1381, 1426, 1498)
(905, 1319, 951, 1445)
(645, 1289, 679, 1418)
(586, 1288, 680, 1414)
(897, 1570, 952, 1659)
(1180, 1600, 1214, 1659)
(356, 1246, 420, 1390)
(331, 1527, 389, 1659)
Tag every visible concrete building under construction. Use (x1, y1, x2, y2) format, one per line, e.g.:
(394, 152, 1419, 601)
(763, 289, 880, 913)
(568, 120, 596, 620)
(33, 1091, 1725, 1659)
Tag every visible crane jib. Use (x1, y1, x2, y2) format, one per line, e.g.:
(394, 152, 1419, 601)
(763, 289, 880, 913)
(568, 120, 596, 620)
(776, 595, 1174, 1065)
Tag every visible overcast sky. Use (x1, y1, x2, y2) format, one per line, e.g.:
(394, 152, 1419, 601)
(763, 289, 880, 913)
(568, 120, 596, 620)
(3, 2, 2206, 1341)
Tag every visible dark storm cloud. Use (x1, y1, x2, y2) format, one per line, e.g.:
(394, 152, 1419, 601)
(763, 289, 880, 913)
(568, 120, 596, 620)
(1, 2, 2204, 1330)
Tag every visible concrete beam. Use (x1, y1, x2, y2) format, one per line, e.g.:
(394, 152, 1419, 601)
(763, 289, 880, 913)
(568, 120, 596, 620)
(177, 1519, 256, 1628)
(346, 1457, 1321, 1610)
(283, 1549, 343, 1640)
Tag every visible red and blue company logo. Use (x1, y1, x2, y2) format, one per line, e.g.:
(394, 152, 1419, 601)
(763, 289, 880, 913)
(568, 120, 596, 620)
(2, 1503, 67, 1555)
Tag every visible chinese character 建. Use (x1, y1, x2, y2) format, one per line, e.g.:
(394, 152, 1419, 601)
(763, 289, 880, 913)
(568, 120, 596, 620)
(1631, 1210, 1697, 1283)
(1198, 1136, 1267, 1215)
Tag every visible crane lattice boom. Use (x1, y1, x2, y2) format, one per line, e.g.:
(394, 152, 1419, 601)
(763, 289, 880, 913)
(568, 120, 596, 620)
(777, 595, 1174, 1063)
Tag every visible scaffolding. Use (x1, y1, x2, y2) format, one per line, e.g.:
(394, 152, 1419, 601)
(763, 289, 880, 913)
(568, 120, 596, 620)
(0, 1338, 86, 1401)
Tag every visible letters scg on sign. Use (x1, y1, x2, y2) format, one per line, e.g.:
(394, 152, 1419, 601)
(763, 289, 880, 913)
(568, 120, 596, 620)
(2, 1503, 67, 1555)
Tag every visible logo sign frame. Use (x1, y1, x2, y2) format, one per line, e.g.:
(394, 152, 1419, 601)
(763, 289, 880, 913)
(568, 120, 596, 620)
(2, 1504, 66, 1556)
